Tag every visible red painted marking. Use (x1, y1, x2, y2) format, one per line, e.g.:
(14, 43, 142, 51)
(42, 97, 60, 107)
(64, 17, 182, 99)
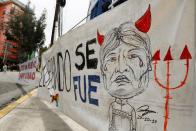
(164, 61, 170, 131)
(172, 58, 189, 90)
(97, 30, 104, 46)
(170, 45, 191, 89)
(180, 45, 192, 60)
(164, 92, 169, 131)
(164, 47, 173, 61)
(135, 4, 151, 33)
(153, 45, 192, 131)
(152, 50, 161, 61)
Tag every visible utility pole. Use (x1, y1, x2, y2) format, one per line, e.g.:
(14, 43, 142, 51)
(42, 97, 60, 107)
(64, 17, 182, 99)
(3, 41, 8, 64)
(50, 0, 66, 47)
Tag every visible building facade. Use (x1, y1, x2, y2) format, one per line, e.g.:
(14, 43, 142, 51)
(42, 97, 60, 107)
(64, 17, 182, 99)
(0, 0, 25, 66)
(87, 0, 127, 20)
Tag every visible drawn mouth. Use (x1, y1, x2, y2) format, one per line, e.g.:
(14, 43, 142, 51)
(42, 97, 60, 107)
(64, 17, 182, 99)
(114, 75, 130, 83)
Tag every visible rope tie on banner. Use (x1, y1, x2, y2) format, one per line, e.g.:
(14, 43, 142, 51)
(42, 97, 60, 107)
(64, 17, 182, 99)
(68, 13, 91, 32)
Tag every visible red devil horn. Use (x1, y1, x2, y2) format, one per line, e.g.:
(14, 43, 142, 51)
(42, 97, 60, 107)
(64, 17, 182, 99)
(97, 30, 104, 46)
(135, 4, 151, 33)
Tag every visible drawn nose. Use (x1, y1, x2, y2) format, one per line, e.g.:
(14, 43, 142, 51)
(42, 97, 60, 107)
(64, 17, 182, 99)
(116, 54, 128, 73)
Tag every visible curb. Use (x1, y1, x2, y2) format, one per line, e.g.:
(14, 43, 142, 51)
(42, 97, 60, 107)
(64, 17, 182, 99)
(0, 89, 36, 119)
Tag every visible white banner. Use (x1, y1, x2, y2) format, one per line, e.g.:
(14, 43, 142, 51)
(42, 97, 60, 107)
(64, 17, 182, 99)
(18, 57, 39, 84)
(39, 0, 196, 131)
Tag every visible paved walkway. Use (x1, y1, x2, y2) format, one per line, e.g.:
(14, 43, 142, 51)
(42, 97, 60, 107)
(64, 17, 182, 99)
(0, 89, 88, 131)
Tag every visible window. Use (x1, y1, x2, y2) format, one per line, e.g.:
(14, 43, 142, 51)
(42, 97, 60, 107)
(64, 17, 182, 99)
(12, 52, 17, 55)
(13, 45, 17, 49)
(5, 43, 13, 48)
(11, 4, 15, 8)
(10, 7, 16, 15)
(2, 10, 6, 15)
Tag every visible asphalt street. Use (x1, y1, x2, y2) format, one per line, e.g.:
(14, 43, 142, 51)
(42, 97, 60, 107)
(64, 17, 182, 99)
(0, 71, 39, 108)
(0, 82, 27, 95)
(0, 81, 36, 109)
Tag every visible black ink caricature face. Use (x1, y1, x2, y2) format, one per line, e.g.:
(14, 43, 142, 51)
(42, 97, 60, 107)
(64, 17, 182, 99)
(98, 5, 152, 131)
(100, 22, 152, 99)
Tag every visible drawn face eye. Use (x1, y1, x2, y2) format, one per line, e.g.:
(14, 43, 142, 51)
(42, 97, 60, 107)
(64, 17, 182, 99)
(127, 53, 144, 67)
(109, 56, 117, 62)
(103, 54, 117, 72)
(128, 54, 137, 59)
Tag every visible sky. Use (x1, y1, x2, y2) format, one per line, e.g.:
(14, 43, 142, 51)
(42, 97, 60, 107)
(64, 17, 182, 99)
(20, 0, 90, 47)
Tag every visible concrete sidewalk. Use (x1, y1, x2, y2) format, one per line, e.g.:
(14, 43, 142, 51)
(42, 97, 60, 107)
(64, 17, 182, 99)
(0, 89, 88, 131)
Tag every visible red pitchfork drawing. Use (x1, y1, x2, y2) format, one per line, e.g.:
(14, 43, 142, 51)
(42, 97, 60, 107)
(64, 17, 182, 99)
(152, 45, 192, 131)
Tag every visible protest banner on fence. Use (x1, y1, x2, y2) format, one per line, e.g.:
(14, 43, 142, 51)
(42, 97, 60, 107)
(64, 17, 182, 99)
(18, 57, 39, 84)
(38, 0, 196, 131)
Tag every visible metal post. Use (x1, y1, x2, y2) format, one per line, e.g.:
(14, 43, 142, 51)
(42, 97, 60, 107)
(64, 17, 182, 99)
(3, 41, 8, 64)
(50, 0, 66, 47)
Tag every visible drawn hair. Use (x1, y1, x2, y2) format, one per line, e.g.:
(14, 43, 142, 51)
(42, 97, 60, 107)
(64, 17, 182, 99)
(100, 22, 152, 96)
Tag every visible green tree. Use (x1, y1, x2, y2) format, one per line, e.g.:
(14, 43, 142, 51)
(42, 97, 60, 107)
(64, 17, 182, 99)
(6, 3, 46, 63)
(38, 46, 48, 69)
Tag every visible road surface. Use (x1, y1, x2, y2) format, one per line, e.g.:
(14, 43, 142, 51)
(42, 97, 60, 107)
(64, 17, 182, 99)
(0, 71, 39, 108)
(0, 81, 36, 108)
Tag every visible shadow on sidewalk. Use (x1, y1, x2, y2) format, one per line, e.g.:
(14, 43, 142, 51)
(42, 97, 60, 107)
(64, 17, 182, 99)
(16, 83, 27, 95)
(15, 97, 73, 131)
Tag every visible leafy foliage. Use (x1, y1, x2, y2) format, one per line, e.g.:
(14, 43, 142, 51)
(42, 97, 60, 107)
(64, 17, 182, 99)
(6, 3, 46, 63)
(38, 46, 48, 68)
